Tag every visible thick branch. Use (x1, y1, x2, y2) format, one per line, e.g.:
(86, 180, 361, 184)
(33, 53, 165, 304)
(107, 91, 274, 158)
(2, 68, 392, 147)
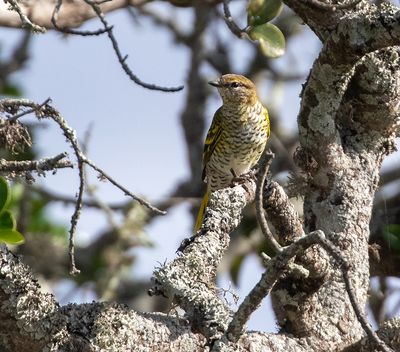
(151, 180, 256, 339)
(0, 241, 317, 352)
(263, 180, 304, 244)
(0, 0, 148, 30)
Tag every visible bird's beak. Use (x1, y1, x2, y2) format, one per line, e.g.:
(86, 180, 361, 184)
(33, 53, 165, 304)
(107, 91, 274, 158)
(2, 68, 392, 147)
(208, 79, 221, 88)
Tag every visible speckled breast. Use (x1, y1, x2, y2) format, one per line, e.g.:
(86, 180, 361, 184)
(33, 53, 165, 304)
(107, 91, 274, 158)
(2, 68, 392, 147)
(206, 106, 269, 190)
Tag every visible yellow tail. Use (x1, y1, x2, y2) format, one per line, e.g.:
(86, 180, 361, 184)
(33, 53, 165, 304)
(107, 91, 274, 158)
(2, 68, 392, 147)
(194, 191, 209, 232)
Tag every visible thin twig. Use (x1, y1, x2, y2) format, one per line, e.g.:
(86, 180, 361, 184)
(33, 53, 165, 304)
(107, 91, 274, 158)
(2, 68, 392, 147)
(44, 109, 85, 275)
(0, 153, 72, 173)
(51, 0, 111, 36)
(7, 98, 51, 123)
(81, 123, 119, 230)
(45, 105, 165, 274)
(256, 152, 282, 253)
(0, 98, 167, 274)
(298, 0, 362, 11)
(4, 0, 46, 33)
(226, 230, 325, 342)
(78, 0, 184, 92)
(222, 0, 246, 39)
(83, 157, 166, 215)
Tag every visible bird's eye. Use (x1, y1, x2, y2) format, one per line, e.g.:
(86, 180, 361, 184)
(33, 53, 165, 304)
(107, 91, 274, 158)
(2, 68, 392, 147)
(230, 82, 240, 88)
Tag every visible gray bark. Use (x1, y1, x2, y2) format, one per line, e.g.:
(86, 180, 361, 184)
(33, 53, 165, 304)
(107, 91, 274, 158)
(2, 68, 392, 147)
(1, 0, 400, 351)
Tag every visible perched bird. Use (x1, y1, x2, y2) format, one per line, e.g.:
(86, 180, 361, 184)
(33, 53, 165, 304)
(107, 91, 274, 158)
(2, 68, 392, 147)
(195, 74, 270, 231)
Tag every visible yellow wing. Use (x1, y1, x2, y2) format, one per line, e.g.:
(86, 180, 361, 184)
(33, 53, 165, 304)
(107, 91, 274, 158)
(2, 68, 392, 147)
(264, 108, 270, 138)
(202, 108, 223, 182)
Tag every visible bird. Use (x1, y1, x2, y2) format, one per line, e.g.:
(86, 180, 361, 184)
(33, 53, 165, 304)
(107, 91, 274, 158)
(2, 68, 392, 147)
(194, 74, 270, 231)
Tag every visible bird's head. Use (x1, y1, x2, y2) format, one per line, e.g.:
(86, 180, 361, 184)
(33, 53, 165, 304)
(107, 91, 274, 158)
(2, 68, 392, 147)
(208, 74, 258, 105)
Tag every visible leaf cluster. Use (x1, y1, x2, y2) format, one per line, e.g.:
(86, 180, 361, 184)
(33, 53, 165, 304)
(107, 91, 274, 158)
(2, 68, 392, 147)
(247, 0, 285, 58)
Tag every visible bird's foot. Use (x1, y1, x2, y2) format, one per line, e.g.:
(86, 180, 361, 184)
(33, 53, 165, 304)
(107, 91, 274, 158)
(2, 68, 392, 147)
(230, 169, 257, 186)
(229, 169, 257, 193)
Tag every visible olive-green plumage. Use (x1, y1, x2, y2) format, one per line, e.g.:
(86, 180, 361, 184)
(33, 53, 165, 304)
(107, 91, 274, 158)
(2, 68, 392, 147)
(195, 74, 270, 231)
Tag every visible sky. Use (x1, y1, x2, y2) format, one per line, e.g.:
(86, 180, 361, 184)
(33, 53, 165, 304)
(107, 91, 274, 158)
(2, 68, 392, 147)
(1, 2, 399, 333)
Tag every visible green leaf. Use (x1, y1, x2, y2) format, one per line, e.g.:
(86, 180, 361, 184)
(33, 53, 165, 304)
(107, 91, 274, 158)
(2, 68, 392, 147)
(0, 177, 11, 213)
(0, 210, 16, 230)
(247, 0, 283, 26)
(0, 229, 24, 245)
(249, 23, 286, 58)
(1, 84, 22, 97)
(384, 224, 400, 252)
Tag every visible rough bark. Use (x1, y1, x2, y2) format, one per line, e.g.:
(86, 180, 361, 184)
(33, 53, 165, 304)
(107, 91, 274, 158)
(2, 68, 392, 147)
(269, 2, 400, 350)
(1, 0, 400, 351)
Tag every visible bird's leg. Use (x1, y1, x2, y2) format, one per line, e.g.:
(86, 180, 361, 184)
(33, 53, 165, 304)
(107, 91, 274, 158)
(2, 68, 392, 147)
(230, 168, 257, 193)
(230, 168, 257, 185)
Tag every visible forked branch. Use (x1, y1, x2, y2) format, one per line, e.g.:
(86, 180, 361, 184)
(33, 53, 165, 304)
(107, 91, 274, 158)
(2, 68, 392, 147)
(0, 98, 165, 274)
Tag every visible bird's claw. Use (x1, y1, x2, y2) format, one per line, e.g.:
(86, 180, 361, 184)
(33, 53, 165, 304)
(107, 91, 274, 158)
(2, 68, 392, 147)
(177, 229, 204, 252)
(230, 169, 257, 187)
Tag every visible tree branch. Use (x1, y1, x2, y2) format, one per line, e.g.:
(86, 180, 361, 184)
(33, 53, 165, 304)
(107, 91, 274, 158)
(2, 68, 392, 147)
(255, 152, 283, 253)
(2, 0, 184, 92)
(51, 0, 110, 36)
(0, 153, 72, 174)
(222, 230, 392, 351)
(0, 0, 149, 30)
(0, 98, 166, 274)
(0, 238, 317, 352)
(3, 0, 46, 32)
(222, 0, 247, 39)
(151, 180, 256, 339)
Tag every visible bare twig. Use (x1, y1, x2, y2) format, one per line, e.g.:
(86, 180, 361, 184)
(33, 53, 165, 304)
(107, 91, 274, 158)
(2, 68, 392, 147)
(81, 124, 119, 230)
(44, 104, 165, 274)
(83, 157, 166, 215)
(222, 0, 247, 39)
(226, 231, 325, 342)
(0, 153, 72, 173)
(4, 0, 46, 32)
(0, 98, 166, 274)
(297, 0, 362, 11)
(77, 0, 184, 92)
(51, 0, 111, 36)
(51, 0, 184, 90)
(7, 98, 51, 123)
(256, 152, 282, 253)
(46, 109, 85, 275)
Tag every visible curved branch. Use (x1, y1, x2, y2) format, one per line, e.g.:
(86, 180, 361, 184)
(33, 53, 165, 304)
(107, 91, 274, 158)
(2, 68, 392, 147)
(255, 152, 282, 253)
